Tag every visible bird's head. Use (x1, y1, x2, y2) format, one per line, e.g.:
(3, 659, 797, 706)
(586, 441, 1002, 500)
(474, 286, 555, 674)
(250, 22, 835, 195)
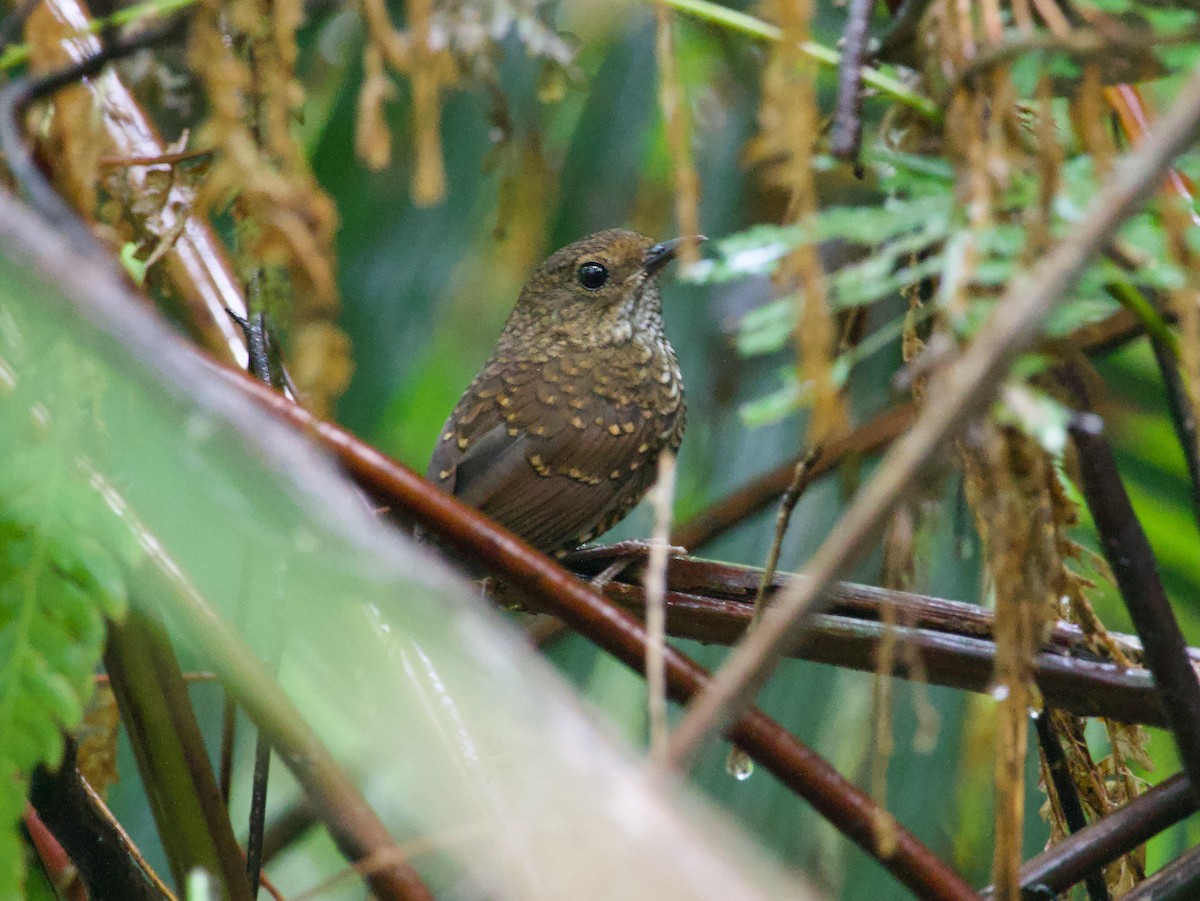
(502, 229, 695, 350)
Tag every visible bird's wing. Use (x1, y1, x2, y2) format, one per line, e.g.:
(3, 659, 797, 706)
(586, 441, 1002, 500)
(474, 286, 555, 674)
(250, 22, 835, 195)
(428, 356, 680, 553)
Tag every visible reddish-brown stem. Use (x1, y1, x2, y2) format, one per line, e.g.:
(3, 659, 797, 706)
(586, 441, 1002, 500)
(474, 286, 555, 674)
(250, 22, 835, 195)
(1105, 84, 1200, 227)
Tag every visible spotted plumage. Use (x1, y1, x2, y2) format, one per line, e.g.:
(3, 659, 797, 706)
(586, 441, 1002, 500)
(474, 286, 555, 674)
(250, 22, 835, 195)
(428, 229, 687, 556)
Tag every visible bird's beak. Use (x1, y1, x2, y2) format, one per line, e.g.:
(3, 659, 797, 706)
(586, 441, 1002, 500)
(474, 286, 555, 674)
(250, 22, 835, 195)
(641, 235, 707, 277)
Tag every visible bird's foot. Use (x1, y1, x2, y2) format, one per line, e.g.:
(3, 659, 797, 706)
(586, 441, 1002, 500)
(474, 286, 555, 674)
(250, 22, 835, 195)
(561, 540, 689, 589)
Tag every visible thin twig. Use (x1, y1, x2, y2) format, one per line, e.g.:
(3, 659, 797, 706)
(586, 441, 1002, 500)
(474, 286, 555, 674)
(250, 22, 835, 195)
(830, 0, 875, 160)
(219, 695, 236, 805)
(752, 446, 820, 620)
(1034, 714, 1111, 901)
(645, 450, 677, 763)
(246, 736, 272, 896)
(665, 60, 1200, 770)
(226, 312, 280, 896)
(97, 147, 214, 168)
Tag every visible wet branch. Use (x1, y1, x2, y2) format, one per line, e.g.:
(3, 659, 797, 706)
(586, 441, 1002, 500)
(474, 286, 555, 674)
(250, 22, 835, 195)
(560, 558, 1177, 728)
(1062, 367, 1200, 800)
(1011, 774, 1197, 896)
(1122, 841, 1200, 901)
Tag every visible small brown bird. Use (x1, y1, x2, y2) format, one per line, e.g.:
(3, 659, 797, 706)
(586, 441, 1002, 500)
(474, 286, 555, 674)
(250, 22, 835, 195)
(428, 229, 688, 556)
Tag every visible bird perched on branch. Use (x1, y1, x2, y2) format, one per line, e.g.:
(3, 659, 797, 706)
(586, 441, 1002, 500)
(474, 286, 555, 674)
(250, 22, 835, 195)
(428, 229, 691, 557)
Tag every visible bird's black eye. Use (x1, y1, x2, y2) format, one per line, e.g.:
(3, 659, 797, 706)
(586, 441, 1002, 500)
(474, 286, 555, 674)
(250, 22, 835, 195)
(577, 262, 609, 290)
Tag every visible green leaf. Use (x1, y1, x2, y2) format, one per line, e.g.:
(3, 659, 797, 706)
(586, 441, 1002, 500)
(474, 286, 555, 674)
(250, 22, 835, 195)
(0, 350, 127, 897)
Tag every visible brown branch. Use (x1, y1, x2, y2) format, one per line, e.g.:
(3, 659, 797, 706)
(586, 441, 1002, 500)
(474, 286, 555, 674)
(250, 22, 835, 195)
(665, 60, 1200, 770)
(214, 365, 980, 901)
(550, 554, 1177, 727)
(1062, 368, 1200, 800)
(1012, 774, 1197, 896)
(1122, 841, 1200, 901)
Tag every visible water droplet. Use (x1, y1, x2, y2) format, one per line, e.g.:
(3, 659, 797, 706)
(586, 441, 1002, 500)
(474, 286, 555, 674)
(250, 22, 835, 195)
(726, 748, 753, 781)
(1072, 412, 1104, 436)
(991, 684, 1010, 702)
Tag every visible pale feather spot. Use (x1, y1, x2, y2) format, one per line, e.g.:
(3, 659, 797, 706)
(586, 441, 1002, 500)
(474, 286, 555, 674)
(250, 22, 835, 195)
(571, 416, 586, 429)
(442, 431, 453, 440)
(622, 422, 636, 434)
(497, 395, 511, 407)
(637, 442, 650, 453)
(508, 427, 519, 436)
(608, 423, 621, 436)
(610, 470, 622, 480)
(438, 469, 451, 480)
